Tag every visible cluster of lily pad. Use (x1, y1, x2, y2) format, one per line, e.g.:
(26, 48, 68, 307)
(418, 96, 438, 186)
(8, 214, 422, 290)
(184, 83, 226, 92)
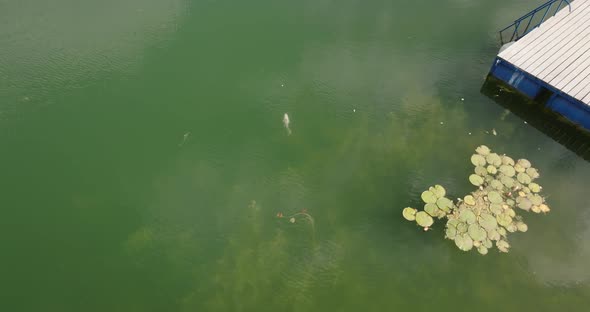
(402, 145, 550, 255)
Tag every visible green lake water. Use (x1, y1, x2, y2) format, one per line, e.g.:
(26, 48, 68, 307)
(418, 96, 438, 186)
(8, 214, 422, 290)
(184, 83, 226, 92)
(1, 0, 590, 311)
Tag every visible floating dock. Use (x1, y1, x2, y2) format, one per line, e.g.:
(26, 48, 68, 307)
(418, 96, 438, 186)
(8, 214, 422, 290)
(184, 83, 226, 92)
(488, 0, 590, 131)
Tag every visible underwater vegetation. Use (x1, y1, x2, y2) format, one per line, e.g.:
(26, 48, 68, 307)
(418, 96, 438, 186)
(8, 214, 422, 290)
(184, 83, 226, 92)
(403, 145, 550, 255)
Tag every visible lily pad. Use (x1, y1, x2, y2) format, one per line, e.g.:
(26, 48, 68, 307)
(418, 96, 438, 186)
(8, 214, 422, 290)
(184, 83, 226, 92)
(514, 163, 525, 173)
(469, 174, 484, 186)
(416, 211, 434, 227)
(488, 191, 503, 204)
(456, 222, 468, 233)
(474, 166, 487, 176)
(455, 234, 474, 251)
(497, 240, 510, 253)
(402, 207, 417, 221)
(517, 197, 532, 211)
(487, 165, 498, 175)
(477, 246, 489, 255)
(496, 213, 512, 227)
(479, 213, 498, 230)
(459, 209, 476, 224)
(486, 153, 502, 167)
(505, 223, 517, 233)
(490, 203, 503, 215)
(531, 205, 541, 213)
(464, 195, 476, 206)
(526, 167, 540, 179)
(445, 226, 457, 239)
(517, 159, 531, 169)
(507, 208, 516, 218)
(502, 155, 515, 166)
(491, 179, 504, 190)
(476, 145, 491, 156)
(500, 175, 514, 188)
(529, 183, 541, 193)
(471, 154, 487, 167)
(497, 227, 507, 237)
(424, 203, 439, 217)
(530, 194, 543, 206)
(432, 185, 446, 198)
(468, 224, 487, 241)
(421, 190, 437, 204)
(499, 165, 516, 177)
(483, 239, 493, 249)
(487, 229, 501, 241)
(437, 197, 453, 212)
(517, 172, 531, 184)
(447, 219, 461, 228)
(516, 222, 528, 232)
(539, 204, 551, 213)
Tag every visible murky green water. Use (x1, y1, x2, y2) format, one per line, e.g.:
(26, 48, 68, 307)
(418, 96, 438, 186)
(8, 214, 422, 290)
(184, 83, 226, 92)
(1, 0, 589, 311)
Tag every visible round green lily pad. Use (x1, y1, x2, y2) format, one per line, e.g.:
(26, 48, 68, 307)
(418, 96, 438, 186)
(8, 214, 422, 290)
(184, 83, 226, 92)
(490, 179, 504, 190)
(475, 166, 488, 176)
(471, 154, 486, 167)
(497, 240, 510, 253)
(502, 155, 515, 166)
(507, 208, 516, 218)
(516, 222, 528, 232)
(459, 209, 476, 224)
(476, 145, 491, 156)
(496, 213, 513, 227)
(447, 219, 460, 228)
(477, 246, 488, 255)
(432, 185, 446, 198)
(415, 211, 434, 227)
(487, 229, 500, 241)
(456, 222, 468, 233)
(517, 172, 531, 184)
(468, 224, 487, 241)
(499, 165, 516, 177)
(530, 194, 543, 206)
(469, 174, 484, 186)
(497, 227, 507, 236)
(500, 175, 514, 188)
(483, 239, 493, 249)
(464, 195, 476, 206)
(436, 197, 453, 211)
(421, 190, 437, 204)
(479, 213, 498, 230)
(424, 203, 439, 217)
(488, 191, 503, 204)
(505, 223, 517, 233)
(455, 234, 474, 251)
(526, 167, 539, 179)
(486, 153, 502, 167)
(487, 165, 497, 175)
(529, 182, 541, 193)
(517, 197, 532, 211)
(402, 207, 417, 221)
(445, 226, 457, 239)
(514, 163, 525, 173)
(517, 159, 531, 169)
(490, 203, 503, 215)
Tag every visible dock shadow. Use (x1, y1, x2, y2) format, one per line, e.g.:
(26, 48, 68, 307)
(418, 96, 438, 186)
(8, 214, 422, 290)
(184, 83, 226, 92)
(480, 75, 590, 161)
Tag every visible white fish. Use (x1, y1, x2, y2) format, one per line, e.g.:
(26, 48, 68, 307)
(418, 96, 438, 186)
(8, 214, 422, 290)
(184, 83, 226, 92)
(283, 113, 291, 135)
(492, 128, 497, 136)
(179, 132, 190, 147)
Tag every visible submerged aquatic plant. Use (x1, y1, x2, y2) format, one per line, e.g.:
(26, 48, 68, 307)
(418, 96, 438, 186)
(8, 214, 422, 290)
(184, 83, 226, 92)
(402, 145, 550, 255)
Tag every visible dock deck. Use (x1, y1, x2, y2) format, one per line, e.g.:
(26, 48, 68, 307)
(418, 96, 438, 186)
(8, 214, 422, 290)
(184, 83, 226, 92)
(489, 0, 590, 131)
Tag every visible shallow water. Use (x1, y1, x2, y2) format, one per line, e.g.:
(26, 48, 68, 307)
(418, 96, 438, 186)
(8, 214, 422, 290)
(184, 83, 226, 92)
(1, 0, 589, 311)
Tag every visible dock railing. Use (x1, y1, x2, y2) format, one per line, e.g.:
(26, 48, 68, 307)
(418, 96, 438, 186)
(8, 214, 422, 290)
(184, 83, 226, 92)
(499, 0, 572, 45)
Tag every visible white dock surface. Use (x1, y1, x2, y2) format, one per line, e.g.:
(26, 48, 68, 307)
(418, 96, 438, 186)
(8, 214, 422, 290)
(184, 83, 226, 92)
(498, 0, 590, 104)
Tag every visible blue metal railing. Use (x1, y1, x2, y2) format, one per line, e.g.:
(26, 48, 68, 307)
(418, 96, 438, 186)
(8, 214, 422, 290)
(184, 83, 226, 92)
(499, 0, 572, 45)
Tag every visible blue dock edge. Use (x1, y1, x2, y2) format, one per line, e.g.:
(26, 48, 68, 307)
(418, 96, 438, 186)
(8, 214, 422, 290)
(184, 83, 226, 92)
(489, 57, 590, 132)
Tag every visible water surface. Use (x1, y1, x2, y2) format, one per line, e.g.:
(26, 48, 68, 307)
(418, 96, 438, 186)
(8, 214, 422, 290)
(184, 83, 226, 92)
(1, 0, 589, 311)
